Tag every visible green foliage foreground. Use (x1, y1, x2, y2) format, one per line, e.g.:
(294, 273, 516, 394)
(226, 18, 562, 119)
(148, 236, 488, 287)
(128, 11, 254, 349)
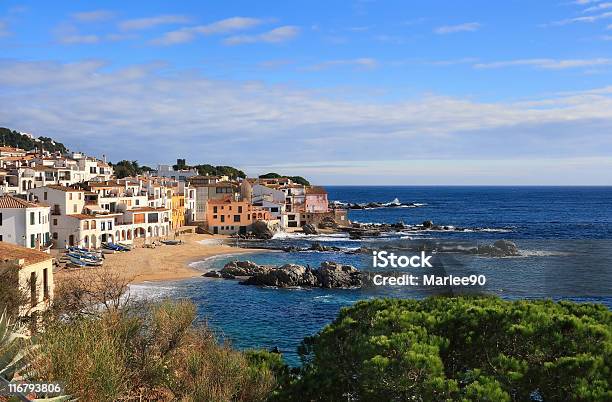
(33, 301, 276, 402)
(282, 296, 612, 402)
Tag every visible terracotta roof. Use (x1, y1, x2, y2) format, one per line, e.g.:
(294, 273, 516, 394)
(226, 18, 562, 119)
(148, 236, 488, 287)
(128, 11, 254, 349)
(0, 195, 45, 209)
(0, 146, 25, 153)
(306, 186, 328, 195)
(129, 207, 169, 212)
(207, 197, 246, 205)
(0, 242, 52, 265)
(67, 213, 121, 220)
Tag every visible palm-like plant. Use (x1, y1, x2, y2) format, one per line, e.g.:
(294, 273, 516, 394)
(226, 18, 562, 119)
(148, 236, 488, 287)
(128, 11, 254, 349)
(0, 310, 72, 402)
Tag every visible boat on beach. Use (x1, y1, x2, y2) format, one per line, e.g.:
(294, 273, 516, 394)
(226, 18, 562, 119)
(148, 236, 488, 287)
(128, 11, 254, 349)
(102, 242, 130, 252)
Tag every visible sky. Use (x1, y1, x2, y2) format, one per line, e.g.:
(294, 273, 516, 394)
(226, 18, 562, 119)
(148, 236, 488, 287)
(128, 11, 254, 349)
(1, 0, 612, 185)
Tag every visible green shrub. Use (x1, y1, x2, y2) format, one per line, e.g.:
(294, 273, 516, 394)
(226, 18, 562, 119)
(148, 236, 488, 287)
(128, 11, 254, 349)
(284, 296, 612, 402)
(33, 300, 276, 402)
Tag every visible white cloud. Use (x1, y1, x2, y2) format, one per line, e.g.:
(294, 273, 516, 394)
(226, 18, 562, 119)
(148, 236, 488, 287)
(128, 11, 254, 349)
(72, 10, 115, 22)
(583, 2, 612, 12)
(550, 11, 612, 25)
(59, 34, 101, 44)
(223, 25, 299, 45)
(150, 17, 265, 45)
(118, 15, 190, 31)
(474, 58, 612, 69)
(1, 59, 612, 184)
(305, 58, 378, 71)
(435, 22, 481, 34)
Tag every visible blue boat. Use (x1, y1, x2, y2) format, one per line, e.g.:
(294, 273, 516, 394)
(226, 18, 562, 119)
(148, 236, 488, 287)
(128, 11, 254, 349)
(102, 242, 129, 252)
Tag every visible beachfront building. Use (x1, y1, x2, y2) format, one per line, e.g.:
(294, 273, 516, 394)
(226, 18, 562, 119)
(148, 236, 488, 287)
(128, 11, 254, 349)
(0, 195, 51, 250)
(189, 176, 238, 223)
(206, 197, 274, 235)
(0, 242, 54, 320)
(171, 192, 185, 230)
(27, 184, 171, 248)
(251, 184, 288, 228)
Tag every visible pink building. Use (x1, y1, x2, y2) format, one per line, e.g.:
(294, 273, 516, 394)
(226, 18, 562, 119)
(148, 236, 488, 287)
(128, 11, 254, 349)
(305, 186, 329, 213)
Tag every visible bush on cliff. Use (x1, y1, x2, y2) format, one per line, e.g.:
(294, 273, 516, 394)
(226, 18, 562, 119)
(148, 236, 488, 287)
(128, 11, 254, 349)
(281, 296, 611, 402)
(33, 300, 276, 401)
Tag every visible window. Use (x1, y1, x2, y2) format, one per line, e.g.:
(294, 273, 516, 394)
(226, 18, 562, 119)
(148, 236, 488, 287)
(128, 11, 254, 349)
(43, 269, 49, 300)
(101, 222, 106, 230)
(221, 215, 225, 223)
(0, 213, 2, 225)
(238, 206, 243, 213)
(53, 218, 57, 225)
(30, 212, 35, 225)
(30, 272, 37, 307)
(233, 215, 240, 222)
(271, 207, 279, 213)
(0, 235, 2, 241)
(213, 206, 218, 214)
(69, 193, 73, 200)
(78, 193, 82, 200)
(53, 232, 58, 239)
(73, 204, 77, 213)
(30, 234, 35, 248)
(38, 211, 41, 223)
(136, 199, 140, 205)
(44, 191, 48, 201)
(108, 221, 112, 230)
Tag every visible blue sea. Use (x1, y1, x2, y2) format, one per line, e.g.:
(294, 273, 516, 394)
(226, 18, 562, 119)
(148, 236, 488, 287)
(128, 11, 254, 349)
(131, 186, 612, 365)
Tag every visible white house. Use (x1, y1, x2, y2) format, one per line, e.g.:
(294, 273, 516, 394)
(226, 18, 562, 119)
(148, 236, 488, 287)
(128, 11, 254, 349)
(0, 195, 51, 251)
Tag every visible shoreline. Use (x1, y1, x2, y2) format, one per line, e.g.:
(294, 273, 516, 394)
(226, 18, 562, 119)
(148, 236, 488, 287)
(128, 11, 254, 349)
(53, 233, 266, 286)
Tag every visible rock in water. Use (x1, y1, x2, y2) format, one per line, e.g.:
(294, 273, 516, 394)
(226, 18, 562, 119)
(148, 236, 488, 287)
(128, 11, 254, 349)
(422, 220, 434, 229)
(493, 240, 519, 256)
(302, 223, 319, 235)
(202, 271, 222, 278)
(242, 264, 316, 287)
(221, 260, 268, 276)
(252, 220, 274, 239)
(317, 261, 362, 288)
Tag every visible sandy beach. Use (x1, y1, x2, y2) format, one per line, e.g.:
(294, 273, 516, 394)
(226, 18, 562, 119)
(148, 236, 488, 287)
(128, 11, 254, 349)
(53, 234, 260, 285)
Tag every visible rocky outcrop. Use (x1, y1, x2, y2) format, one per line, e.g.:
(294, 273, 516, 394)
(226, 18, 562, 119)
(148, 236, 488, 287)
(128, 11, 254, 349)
(232, 261, 362, 289)
(242, 264, 318, 287)
(203, 270, 222, 278)
(316, 261, 362, 288)
(309, 242, 342, 252)
(220, 260, 269, 276)
(251, 220, 274, 240)
(302, 223, 318, 235)
(318, 217, 338, 229)
(475, 240, 520, 257)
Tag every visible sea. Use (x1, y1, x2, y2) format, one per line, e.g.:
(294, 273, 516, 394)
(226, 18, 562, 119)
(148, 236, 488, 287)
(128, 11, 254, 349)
(130, 186, 612, 365)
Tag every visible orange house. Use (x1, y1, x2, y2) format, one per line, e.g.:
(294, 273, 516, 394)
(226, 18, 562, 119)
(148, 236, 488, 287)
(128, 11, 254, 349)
(206, 197, 271, 235)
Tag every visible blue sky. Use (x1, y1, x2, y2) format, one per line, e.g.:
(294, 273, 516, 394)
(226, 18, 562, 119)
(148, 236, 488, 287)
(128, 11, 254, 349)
(1, 0, 612, 184)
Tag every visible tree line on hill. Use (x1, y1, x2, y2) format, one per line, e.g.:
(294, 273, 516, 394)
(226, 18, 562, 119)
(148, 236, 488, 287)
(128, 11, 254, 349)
(0, 127, 68, 154)
(173, 159, 247, 179)
(258, 172, 310, 186)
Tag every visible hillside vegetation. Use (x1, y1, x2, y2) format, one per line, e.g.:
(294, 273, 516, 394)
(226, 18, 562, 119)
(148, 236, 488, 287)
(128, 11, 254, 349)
(0, 127, 68, 154)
